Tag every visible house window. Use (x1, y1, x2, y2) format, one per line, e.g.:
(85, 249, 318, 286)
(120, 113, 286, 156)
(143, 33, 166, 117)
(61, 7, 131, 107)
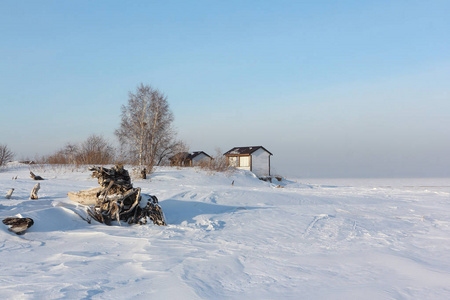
(229, 157, 238, 167)
(239, 156, 249, 167)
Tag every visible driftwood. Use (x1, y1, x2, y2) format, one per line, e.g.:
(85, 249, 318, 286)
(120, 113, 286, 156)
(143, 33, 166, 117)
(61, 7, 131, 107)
(30, 171, 44, 180)
(82, 165, 165, 226)
(2, 217, 34, 234)
(30, 183, 40, 200)
(5, 188, 14, 199)
(68, 187, 102, 205)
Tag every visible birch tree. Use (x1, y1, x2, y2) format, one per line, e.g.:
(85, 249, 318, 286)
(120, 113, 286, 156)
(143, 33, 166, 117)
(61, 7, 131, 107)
(115, 84, 178, 168)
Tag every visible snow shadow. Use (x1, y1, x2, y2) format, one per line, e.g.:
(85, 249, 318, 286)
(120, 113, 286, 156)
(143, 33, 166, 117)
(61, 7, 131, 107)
(18, 207, 90, 233)
(160, 199, 261, 225)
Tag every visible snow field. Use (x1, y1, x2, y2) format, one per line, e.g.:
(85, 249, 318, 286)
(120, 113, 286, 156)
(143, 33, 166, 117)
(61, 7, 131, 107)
(0, 164, 449, 299)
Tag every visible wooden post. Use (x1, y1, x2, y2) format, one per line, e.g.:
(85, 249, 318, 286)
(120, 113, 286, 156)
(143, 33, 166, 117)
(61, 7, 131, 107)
(30, 183, 40, 200)
(140, 168, 147, 179)
(5, 188, 14, 199)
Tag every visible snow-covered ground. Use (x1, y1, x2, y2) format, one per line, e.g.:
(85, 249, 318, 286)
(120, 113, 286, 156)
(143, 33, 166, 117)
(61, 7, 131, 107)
(1, 163, 449, 299)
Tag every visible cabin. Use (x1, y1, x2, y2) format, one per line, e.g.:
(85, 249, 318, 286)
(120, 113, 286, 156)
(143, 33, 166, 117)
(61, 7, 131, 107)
(169, 151, 212, 167)
(224, 146, 273, 177)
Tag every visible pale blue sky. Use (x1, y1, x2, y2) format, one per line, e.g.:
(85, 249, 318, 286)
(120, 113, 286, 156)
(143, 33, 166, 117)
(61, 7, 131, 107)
(1, 1, 449, 177)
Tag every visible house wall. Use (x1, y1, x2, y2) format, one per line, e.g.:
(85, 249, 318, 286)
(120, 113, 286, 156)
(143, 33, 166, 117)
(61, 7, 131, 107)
(251, 148, 271, 177)
(192, 153, 210, 166)
(227, 156, 251, 171)
(238, 156, 251, 171)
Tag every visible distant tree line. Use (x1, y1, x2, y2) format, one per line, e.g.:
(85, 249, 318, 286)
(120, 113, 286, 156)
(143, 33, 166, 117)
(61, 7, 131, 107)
(44, 135, 114, 165)
(2, 84, 228, 173)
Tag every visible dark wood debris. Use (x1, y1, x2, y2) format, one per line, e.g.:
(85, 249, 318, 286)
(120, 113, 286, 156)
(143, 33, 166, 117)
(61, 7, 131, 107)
(86, 165, 166, 226)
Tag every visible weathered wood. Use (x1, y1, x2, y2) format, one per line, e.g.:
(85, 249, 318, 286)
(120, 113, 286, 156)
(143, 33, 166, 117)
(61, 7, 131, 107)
(30, 171, 44, 180)
(84, 165, 166, 226)
(67, 187, 102, 205)
(2, 217, 34, 234)
(5, 188, 14, 199)
(30, 183, 40, 200)
(89, 165, 132, 193)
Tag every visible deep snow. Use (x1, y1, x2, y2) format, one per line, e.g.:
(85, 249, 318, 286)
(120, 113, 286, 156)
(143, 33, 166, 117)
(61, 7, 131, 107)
(1, 163, 449, 299)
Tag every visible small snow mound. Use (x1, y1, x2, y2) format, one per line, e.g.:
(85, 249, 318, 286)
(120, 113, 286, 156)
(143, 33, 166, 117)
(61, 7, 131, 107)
(20, 207, 89, 232)
(272, 177, 316, 189)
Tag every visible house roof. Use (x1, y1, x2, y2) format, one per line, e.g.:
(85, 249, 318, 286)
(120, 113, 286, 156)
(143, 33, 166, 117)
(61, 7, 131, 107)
(186, 151, 212, 160)
(224, 146, 273, 156)
(170, 151, 211, 161)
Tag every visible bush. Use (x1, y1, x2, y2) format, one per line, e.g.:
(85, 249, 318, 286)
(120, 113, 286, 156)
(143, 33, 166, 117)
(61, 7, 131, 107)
(0, 144, 14, 166)
(44, 135, 115, 166)
(199, 148, 230, 173)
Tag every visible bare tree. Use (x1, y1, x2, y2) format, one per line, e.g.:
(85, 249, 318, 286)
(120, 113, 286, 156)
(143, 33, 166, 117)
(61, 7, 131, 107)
(155, 138, 185, 166)
(64, 143, 79, 165)
(77, 135, 115, 165)
(0, 144, 14, 166)
(115, 84, 178, 169)
(208, 148, 229, 172)
(46, 143, 79, 165)
(44, 137, 113, 165)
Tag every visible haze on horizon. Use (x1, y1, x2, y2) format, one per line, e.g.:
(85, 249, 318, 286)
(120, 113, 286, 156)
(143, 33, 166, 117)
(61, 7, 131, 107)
(1, 1, 449, 178)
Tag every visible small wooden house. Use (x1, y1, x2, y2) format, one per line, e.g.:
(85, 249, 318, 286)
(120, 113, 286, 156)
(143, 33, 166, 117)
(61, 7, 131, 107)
(169, 151, 212, 167)
(224, 146, 273, 177)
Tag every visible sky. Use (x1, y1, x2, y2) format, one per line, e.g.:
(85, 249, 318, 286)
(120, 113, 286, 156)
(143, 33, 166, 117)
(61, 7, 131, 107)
(1, 0, 449, 178)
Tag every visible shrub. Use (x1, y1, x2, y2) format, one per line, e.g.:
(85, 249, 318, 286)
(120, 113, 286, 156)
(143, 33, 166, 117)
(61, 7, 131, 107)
(0, 144, 14, 166)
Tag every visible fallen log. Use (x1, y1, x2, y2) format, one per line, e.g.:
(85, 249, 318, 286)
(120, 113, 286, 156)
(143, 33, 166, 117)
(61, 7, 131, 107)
(67, 187, 102, 205)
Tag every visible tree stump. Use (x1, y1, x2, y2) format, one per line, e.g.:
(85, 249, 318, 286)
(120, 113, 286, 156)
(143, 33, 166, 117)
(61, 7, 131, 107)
(85, 165, 166, 226)
(30, 183, 40, 200)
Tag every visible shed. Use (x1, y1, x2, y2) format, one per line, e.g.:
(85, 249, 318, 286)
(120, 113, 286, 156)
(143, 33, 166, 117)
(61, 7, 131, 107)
(169, 151, 212, 167)
(224, 146, 273, 177)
